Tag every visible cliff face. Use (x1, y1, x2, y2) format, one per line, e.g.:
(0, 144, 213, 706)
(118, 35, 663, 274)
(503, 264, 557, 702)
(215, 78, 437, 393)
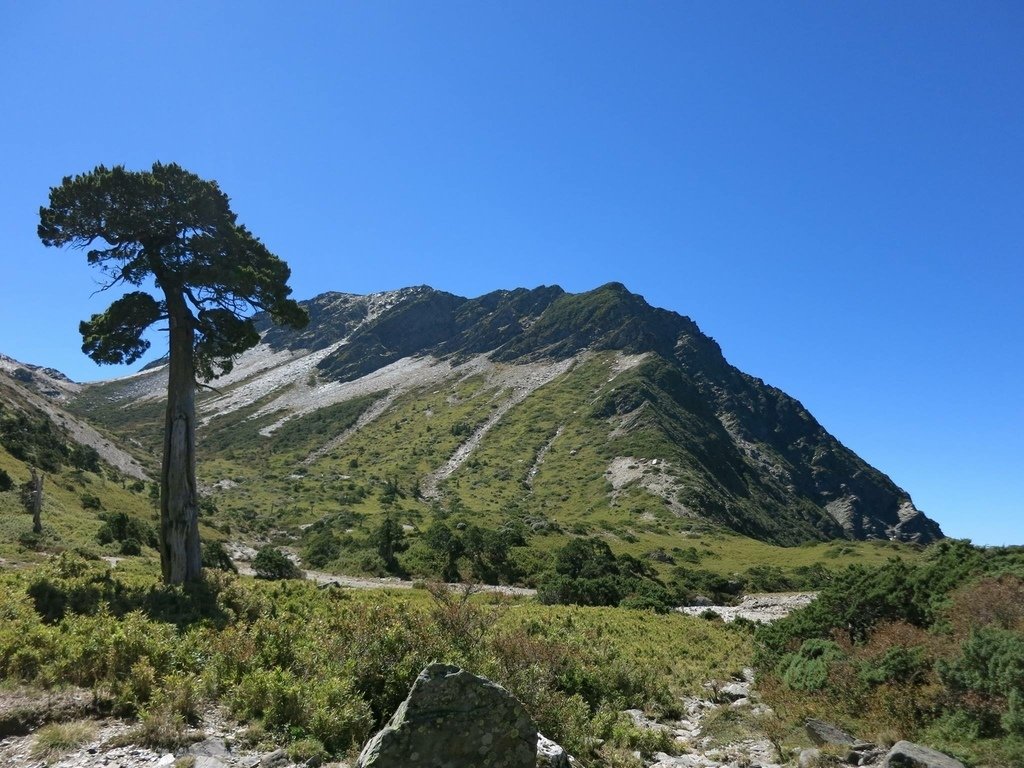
(69, 282, 942, 546)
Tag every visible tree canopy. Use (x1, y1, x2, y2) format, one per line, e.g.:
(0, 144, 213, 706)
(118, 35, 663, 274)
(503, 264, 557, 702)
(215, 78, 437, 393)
(39, 162, 307, 379)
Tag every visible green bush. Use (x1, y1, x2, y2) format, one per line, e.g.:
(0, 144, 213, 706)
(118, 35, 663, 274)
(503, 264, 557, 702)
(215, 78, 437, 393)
(301, 529, 340, 569)
(756, 541, 1024, 760)
(252, 547, 303, 580)
(778, 639, 846, 691)
(201, 541, 238, 572)
(97, 511, 158, 550)
(0, 555, 748, 764)
(941, 627, 1024, 735)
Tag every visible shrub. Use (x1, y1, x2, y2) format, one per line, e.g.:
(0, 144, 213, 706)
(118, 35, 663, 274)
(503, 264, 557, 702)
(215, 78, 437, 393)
(81, 493, 103, 510)
(778, 639, 846, 692)
(0, 467, 13, 492)
(201, 540, 238, 572)
(252, 547, 303, 580)
(940, 627, 1024, 735)
(301, 529, 340, 569)
(97, 511, 158, 551)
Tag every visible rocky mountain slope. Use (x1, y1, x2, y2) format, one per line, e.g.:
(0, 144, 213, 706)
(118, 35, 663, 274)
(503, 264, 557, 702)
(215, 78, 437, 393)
(0, 354, 147, 481)
(62, 282, 941, 547)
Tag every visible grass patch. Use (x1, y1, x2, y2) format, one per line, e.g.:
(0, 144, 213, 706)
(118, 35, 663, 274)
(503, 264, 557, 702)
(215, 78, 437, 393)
(30, 720, 97, 758)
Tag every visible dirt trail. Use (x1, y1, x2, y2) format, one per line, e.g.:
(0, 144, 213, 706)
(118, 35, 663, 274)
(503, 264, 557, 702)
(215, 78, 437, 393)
(233, 561, 537, 597)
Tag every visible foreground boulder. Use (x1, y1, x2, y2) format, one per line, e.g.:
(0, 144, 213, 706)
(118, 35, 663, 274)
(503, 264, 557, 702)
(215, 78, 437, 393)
(356, 663, 538, 768)
(881, 740, 966, 768)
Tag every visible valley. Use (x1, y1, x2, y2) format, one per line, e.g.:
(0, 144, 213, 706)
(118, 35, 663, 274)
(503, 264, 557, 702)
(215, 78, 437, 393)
(0, 283, 1017, 767)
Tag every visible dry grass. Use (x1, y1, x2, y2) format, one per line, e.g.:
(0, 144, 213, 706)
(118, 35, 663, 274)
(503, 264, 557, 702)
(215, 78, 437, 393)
(30, 719, 97, 758)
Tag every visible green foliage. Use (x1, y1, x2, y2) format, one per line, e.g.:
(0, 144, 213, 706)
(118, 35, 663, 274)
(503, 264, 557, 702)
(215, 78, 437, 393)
(0, 557, 750, 763)
(420, 521, 464, 582)
(39, 162, 308, 375)
(68, 444, 101, 473)
(97, 511, 159, 552)
(778, 639, 846, 691)
(0, 404, 74, 472)
(538, 537, 675, 612)
(301, 529, 341, 569)
(669, 566, 743, 604)
(941, 628, 1024, 735)
(201, 540, 238, 572)
(756, 541, 1024, 762)
(371, 515, 406, 574)
(252, 547, 303, 580)
(462, 523, 527, 583)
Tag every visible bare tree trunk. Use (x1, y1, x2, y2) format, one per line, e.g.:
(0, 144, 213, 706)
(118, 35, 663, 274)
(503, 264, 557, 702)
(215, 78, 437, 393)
(160, 290, 202, 584)
(29, 467, 43, 534)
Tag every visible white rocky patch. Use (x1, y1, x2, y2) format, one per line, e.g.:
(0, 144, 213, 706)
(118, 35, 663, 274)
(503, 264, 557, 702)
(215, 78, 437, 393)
(526, 425, 564, 489)
(677, 592, 818, 623)
(604, 456, 694, 517)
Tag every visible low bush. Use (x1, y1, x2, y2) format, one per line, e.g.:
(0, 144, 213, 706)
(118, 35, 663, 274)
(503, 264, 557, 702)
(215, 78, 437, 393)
(252, 547, 303, 580)
(0, 555, 749, 764)
(755, 540, 1024, 763)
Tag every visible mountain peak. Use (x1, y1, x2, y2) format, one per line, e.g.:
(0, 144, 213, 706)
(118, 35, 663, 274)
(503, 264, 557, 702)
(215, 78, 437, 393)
(67, 281, 943, 546)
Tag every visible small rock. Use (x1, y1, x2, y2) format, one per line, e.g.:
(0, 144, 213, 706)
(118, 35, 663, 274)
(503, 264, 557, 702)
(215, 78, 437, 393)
(261, 748, 291, 767)
(804, 718, 857, 747)
(729, 697, 750, 709)
(190, 738, 231, 757)
(881, 740, 966, 768)
(798, 748, 821, 768)
(536, 732, 570, 768)
(156, 756, 176, 767)
(718, 682, 749, 701)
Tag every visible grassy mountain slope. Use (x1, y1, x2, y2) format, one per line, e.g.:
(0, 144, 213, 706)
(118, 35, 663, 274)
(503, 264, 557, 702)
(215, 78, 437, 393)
(45, 282, 940, 587)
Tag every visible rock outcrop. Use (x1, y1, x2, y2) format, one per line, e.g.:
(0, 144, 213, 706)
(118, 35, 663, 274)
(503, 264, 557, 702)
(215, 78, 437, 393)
(355, 664, 538, 768)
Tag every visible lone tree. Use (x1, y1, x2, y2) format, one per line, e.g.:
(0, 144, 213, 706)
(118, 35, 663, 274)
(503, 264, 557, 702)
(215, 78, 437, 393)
(39, 162, 308, 583)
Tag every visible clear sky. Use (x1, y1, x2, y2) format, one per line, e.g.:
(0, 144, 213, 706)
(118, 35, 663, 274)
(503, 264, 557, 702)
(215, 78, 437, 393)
(1, 2, 1021, 545)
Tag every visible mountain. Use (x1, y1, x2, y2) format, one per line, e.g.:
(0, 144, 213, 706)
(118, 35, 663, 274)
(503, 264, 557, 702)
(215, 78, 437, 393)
(0, 353, 147, 481)
(64, 282, 941, 548)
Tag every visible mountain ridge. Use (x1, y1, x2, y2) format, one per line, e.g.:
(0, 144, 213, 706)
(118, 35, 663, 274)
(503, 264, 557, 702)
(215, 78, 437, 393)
(51, 282, 941, 547)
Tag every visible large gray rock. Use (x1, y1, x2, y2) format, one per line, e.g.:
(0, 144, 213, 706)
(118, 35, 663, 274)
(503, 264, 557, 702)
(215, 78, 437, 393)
(881, 741, 965, 768)
(356, 663, 538, 768)
(804, 718, 857, 746)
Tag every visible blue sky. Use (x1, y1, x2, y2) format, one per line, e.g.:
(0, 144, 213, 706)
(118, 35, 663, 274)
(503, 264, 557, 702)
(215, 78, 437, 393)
(1, 2, 1021, 544)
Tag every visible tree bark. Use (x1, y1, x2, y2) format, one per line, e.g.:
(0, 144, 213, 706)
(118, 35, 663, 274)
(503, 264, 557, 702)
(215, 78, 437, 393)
(160, 288, 202, 584)
(29, 467, 43, 534)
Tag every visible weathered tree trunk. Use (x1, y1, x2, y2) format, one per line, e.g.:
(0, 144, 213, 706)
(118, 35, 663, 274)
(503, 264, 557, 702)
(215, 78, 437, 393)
(160, 289, 202, 584)
(29, 467, 43, 534)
